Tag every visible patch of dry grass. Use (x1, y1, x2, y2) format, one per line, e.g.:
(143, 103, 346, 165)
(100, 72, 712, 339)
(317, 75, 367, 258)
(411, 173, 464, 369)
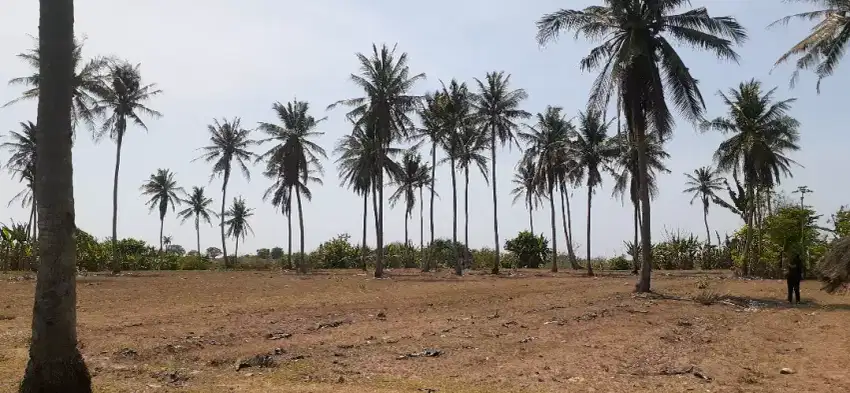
(1, 270, 849, 392)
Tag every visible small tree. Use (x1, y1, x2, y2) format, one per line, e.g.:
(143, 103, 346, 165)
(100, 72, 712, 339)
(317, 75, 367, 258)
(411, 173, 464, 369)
(270, 247, 284, 260)
(206, 246, 222, 259)
(256, 248, 271, 259)
(504, 231, 549, 269)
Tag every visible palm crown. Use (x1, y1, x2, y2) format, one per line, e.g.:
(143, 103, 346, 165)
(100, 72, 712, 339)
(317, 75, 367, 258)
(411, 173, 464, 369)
(224, 197, 254, 242)
(141, 168, 183, 220)
(93, 61, 162, 141)
(197, 118, 255, 182)
(178, 186, 216, 226)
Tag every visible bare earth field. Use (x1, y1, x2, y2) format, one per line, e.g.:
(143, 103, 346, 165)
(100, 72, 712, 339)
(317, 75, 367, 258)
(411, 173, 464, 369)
(1, 269, 849, 393)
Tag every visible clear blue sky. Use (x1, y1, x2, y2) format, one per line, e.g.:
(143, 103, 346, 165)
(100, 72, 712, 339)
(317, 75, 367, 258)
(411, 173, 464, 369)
(0, 0, 846, 257)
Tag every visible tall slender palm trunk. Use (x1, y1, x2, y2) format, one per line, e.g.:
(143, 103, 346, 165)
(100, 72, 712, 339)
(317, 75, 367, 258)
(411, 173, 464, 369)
(490, 131, 500, 274)
(450, 157, 460, 276)
(361, 192, 368, 271)
(702, 199, 711, 246)
(426, 142, 436, 272)
(220, 174, 230, 268)
(527, 199, 534, 234)
(586, 187, 594, 276)
(20, 0, 93, 388)
(296, 186, 306, 274)
(549, 183, 558, 273)
(560, 184, 579, 269)
(419, 187, 425, 270)
(632, 201, 640, 275)
(286, 209, 292, 270)
(234, 237, 239, 263)
(635, 125, 654, 293)
(194, 217, 201, 255)
(110, 130, 124, 274)
(403, 210, 409, 263)
(158, 217, 164, 263)
(375, 171, 385, 278)
(464, 168, 470, 270)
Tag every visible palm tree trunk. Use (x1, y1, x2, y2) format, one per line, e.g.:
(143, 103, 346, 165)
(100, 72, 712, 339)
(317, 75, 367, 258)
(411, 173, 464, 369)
(464, 167, 470, 270)
(586, 186, 594, 276)
(195, 216, 201, 255)
(220, 174, 230, 268)
(742, 183, 754, 277)
(490, 130, 500, 274)
(419, 186, 424, 270)
(549, 183, 558, 273)
(26, 202, 36, 243)
(703, 199, 711, 246)
(404, 211, 409, 258)
(450, 157, 460, 276)
(158, 217, 164, 264)
(635, 125, 654, 293)
(286, 210, 292, 270)
(20, 0, 92, 388)
(234, 237, 239, 263)
(375, 171, 385, 278)
(528, 199, 534, 234)
(632, 201, 640, 275)
(361, 192, 368, 271)
(296, 186, 306, 274)
(110, 130, 124, 274)
(427, 142, 436, 272)
(560, 183, 579, 269)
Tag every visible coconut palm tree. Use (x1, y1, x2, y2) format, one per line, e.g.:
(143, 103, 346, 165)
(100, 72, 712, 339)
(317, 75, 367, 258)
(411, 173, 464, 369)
(1, 121, 38, 241)
(414, 92, 448, 272)
(335, 120, 404, 271)
(537, 1, 746, 291)
(472, 71, 531, 274)
(223, 196, 254, 263)
(455, 125, 489, 265)
(177, 186, 216, 255)
(328, 43, 425, 278)
(770, 0, 850, 92)
(511, 161, 543, 235)
(683, 166, 725, 245)
(5, 35, 109, 135)
(140, 168, 183, 259)
(262, 159, 294, 269)
(92, 61, 161, 273)
(196, 117, 255, 268)
(610, 131, 670, 273)
(19, 0, 93, 388)
(258, 100, 327, 273)
(390, 151, 431, 267)
(572, 109, 619, 276)
(519, 106, 574, 273)
(702, 79, 800, 275)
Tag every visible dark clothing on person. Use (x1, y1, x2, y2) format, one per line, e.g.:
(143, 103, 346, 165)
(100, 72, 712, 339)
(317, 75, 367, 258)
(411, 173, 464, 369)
(786, 256, 804, 304)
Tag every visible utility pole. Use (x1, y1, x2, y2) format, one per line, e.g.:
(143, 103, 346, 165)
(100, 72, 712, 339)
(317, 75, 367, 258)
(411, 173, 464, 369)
(792, 186, 813, 265)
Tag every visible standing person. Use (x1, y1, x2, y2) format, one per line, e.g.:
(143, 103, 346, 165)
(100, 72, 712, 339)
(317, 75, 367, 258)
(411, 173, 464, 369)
(787, 254, 804, 305)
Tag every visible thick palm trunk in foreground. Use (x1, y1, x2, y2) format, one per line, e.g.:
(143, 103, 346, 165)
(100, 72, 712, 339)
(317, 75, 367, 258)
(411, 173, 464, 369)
(490, 132, 500, 274)
(361, 193, 368, 271)
(20, 0, 93, 390)
(220, 174, 230, 268)
(632, 202, 640, 274)
(636, 128, 654, 293)
(296, 187, 306, 274)
(586, 187, 594, 276)
(110, 132, 123, 274)
(549, 183, 558, 273)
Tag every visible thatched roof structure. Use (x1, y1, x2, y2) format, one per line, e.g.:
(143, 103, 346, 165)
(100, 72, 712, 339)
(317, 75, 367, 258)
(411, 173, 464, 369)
(817, 236, 850, 294)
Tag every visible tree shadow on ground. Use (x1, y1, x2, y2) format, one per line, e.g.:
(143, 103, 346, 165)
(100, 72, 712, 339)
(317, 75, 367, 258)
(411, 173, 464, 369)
(646, 291, 850, 312)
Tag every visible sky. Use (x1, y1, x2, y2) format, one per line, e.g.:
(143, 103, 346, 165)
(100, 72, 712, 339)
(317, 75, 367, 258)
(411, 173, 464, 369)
(0, 0, 847, 258)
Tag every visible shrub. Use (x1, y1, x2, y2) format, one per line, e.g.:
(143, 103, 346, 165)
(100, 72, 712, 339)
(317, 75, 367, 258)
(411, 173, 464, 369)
(313, 234, 361, 269)
(426, 239, 470, 269)
(607, 255, 630, 270)
(179, 255, 210, 270)
(385, 242, 418, 268)
(270, 247, 284, 260)
(504, 231, 548, 269)
(256, 248, 271, 259)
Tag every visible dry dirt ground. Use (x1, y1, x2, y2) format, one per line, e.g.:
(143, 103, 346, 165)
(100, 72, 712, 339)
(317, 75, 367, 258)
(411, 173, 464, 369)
(1, 269, 849, 393)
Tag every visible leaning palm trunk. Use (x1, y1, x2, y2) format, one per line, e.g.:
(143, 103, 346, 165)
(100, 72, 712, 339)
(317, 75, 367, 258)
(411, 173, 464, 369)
(489, 130, 500, 274)
(560, 183, 579, 269)
(110, 129, 124, 274)
(220, 173, 230, 268)
(20, 0, 93, 389)
(426, 142, 436, 272)
(361, 192, 368, 271)
(450, 157, 460, 276)
(586, 187, 594, 276)
(702, 199, 711, 246)
(296, 186, 306, 274)
(549, 182, 558, 273)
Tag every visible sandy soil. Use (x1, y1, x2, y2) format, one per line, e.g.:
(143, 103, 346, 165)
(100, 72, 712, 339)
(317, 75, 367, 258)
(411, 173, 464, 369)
(1, 269, 849, 392)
